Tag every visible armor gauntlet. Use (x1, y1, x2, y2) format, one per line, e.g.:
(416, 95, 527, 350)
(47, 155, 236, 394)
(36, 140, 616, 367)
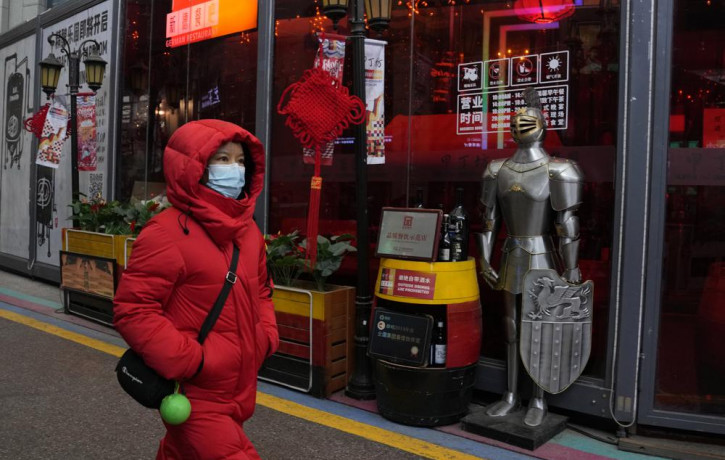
(549, 160, 584, 283)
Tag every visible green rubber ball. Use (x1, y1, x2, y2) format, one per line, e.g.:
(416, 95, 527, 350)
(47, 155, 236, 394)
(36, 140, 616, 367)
(160, 393, 191, 425)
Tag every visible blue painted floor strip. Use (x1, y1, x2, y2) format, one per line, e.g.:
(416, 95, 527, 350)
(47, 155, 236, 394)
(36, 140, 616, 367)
(0, 301, 127, 348)
(0, 286, 63, 310)
(258, 380, 537, 460)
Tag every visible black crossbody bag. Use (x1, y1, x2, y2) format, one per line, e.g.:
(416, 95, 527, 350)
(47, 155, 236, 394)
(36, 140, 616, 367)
(115, 246, 239, 409)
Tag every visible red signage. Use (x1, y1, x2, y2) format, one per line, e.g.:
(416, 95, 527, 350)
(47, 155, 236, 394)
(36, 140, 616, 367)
(379, 268, 436, 300)
(703, 108, 725, 148)
(166, 0, 257, 48)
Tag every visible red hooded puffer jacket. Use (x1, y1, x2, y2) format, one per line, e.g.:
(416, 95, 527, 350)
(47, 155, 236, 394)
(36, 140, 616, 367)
(113, 120, 279, 460)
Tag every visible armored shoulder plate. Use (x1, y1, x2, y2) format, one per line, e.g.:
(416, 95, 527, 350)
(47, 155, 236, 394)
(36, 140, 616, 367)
(481, 159, 506, 208)
(548, 158, 584, 211)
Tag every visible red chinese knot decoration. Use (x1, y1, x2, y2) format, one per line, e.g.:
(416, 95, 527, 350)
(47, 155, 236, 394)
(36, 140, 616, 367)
(277, 67, 364, 151)
(24, 103, 50, 139)
(515, 0, 575, 24)
(277, 50, 365, 266)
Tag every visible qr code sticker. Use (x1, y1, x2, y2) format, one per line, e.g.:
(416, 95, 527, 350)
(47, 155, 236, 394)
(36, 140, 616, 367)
(89, 173, 104, 199)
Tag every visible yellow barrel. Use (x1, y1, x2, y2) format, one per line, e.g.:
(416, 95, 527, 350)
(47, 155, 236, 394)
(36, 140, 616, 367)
(374, 257, 479, 305)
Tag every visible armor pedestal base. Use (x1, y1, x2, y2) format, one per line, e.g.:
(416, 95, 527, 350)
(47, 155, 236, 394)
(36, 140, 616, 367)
(460, 403, 568, 450)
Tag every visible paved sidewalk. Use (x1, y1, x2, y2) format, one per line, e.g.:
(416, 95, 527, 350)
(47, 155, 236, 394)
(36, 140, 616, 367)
(0, 268, 667, 460)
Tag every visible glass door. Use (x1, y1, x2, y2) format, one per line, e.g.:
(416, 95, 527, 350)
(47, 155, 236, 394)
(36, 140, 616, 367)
(640, 0, 725, 434)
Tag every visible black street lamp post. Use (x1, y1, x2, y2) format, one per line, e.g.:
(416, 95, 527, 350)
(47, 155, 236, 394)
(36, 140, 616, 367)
(38, 33, 107, 204)
(320, 0, 392, 400)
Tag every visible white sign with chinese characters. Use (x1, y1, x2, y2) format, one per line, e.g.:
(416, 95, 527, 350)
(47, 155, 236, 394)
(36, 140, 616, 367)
(511, 54, 538, 86)
(457, 93, 485, 134)
(486, 86, 569, 133)
(483, 58, 509, 89)
(458, 61, 483, 92)
(540, 51, 569, 84)
(456, 50, 570, 135)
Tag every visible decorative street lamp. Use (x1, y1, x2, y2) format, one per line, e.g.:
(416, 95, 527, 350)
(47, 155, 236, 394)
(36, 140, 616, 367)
(320, 0, 348, 29)
(363, 0, 393, 32)
(38, 33, 107, 204)
(82, 46, 107, 92)
(321, 0, 393, 31)
(38, 53, 64, 98)
(320, 0, 392, 400)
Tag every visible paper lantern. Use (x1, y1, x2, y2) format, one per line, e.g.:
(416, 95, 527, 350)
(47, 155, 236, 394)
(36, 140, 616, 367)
(515, 0, 575, 24)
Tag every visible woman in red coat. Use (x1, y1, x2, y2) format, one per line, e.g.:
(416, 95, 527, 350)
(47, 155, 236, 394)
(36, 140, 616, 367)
(114, 120, 279, 459)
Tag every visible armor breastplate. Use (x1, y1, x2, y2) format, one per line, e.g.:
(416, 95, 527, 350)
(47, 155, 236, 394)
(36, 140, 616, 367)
(497, 159, 553, 237)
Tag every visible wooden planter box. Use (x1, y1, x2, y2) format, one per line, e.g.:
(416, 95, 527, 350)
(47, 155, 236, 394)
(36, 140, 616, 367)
(60, 229, 136, 325)
(259, 282, 355, 398)
(62, 228, 135, 267)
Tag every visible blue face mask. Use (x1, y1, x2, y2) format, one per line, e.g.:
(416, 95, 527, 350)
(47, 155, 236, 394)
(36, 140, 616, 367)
(206, 164, 246, 199)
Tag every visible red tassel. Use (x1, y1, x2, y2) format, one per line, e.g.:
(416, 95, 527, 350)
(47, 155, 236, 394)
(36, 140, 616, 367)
(306, 147, 323, 268)
(277, 36, 366, 271)
(306, 177, 321, 268)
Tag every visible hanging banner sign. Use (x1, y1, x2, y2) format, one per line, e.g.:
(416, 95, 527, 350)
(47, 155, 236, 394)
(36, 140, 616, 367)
(35, 98, 69, 169)
(365, 38, 387, 165)
(303, 34, 347, 166)
(76, 93, 97, 171)
(166, 0, 257, 48)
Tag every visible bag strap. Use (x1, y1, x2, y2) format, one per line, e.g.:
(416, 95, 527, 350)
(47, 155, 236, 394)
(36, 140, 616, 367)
(197, 245, 239, 344)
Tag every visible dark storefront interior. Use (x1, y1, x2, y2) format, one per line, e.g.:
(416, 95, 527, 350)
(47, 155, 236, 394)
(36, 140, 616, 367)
(655, 0, 725, 417)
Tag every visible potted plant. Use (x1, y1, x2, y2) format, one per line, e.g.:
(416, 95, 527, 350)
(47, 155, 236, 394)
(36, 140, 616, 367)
(265, 232, 357, 291)
(265, 230, 306, 287)
(261, 230, 357, 398)
(301, 234, 357, 292)
(63, 193, 169, 266)
(67, 194, 121, 233)
(68, 193, 169, 235)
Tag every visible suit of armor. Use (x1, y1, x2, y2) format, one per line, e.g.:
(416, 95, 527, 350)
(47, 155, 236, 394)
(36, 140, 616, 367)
(478, 90, 583, 427)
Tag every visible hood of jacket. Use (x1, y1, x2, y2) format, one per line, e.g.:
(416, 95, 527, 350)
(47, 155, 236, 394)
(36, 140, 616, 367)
(163, 119, 265, 245)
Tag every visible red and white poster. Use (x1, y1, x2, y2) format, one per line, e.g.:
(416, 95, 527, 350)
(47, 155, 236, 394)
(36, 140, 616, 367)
(303, 34, 346, 166)
(379, 268, 436, 300)
(76, 93, 97, 171)
(35, 98, 69, 169)
(365, 38, 386, 165)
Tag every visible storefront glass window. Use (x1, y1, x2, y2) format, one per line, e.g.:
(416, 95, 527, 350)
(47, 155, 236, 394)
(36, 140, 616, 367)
(117, 0, 155, 201)
(656, 0, 725, 416)
(270, 1, 619, 380)
(117, 0, 257, 202)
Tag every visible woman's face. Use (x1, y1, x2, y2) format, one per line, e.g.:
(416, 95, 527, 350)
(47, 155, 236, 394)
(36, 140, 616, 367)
(202, 142, 245, 184)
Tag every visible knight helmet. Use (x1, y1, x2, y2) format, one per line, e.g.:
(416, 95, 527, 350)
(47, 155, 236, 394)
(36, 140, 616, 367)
(511, 87, 547, 145)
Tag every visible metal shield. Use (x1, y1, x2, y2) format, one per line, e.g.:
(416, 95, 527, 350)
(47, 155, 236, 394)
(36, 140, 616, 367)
(520, 268, 594, 394)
